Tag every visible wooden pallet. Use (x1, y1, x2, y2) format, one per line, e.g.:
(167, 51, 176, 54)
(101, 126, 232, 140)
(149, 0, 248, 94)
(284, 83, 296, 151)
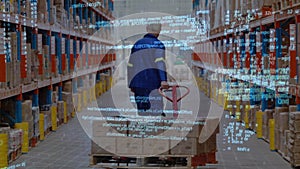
(89, 154, 210, 169)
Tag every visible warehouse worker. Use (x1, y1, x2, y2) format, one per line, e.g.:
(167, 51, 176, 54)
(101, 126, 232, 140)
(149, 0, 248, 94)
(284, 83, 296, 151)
(127, 23, 169, 116)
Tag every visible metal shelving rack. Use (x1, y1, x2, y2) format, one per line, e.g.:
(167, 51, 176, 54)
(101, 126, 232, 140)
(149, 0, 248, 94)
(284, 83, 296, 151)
(192, 1, 300, 111)
(0, 1, 116, 165)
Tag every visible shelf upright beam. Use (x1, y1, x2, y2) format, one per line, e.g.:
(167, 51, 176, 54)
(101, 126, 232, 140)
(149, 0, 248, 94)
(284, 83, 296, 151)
(222, 36, 226, 68)
(46, 30, 51, 63)
(262, 26, 268, 59)
(58, 82, 63, 101)
(57, 33, 62, 74)
(17, 0, 21, 14)
(249, 28, 256, 76)
(33, 89, 39, 107)
(245, 31, 250, 70)
(74, 36, 77, 72)
(256, 28, 262, 74)
(240, 32, 246, 71)
(47, 0, 51, 22)
(275, 20, 282, 108)
(79, 3, 83, 24)
(17, 24, 21, 61)
(292, 16, 299, 82)
(73, 78, 78, 93)
(296, 15, 300, 111)
(80, 37, 83, 69)
(73, 0, 76, 22)
(225, 35, 229, 69)
(65, 0, 70, 19)
(15, 92, 22, 123)
(66, 34, 70, 73)
(79, 76, 83, 88)
(85, 5, 88, 26)
(32, 28, 38, 50)
(96, 72, 100, 81)
(260, 25, 268, 111)
(46, 84, 53, 105)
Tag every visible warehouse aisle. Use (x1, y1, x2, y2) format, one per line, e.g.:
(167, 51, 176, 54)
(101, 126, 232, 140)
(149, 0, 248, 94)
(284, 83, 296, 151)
(10, 117, 92, 169)
(10, 80, 291, 169)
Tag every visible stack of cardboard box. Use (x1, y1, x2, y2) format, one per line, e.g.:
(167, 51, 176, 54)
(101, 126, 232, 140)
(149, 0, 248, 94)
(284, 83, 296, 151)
(263, 109, 274, 141)
(22, 100, 34, 140)
(289, 111, 300, 166)
(62, 81, 74, 117)
(279, 112, 289, 155)
(274, 107, 289, 151)
(10, 32, 20, 88)
(37, 0, 48, 23)
(91, 117, 219, 157)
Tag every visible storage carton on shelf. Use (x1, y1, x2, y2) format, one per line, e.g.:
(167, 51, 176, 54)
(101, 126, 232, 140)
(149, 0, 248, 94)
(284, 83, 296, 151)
(289, 112, 300, 166)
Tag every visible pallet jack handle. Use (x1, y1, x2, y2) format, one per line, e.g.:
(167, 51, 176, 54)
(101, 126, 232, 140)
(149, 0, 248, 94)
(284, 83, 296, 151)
(158, 85, 190, 117)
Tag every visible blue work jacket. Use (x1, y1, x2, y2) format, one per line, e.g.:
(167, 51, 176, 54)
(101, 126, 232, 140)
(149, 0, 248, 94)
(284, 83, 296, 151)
(127, 33, 167, 89)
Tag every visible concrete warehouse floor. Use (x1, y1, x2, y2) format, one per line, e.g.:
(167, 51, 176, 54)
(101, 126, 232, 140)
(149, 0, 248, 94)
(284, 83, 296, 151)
(11, 80, 291, 169)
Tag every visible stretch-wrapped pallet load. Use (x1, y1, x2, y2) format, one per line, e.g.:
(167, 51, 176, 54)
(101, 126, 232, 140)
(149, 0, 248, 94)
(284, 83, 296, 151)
(32, 107, 40, 137)
(8, 129, 22, 151)
(289, 112, 300, 166)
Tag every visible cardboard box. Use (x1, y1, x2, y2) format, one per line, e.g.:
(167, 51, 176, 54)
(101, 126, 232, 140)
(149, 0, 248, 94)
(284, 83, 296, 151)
(22, 100, 33, 122)
(275, 129, 281, 150)
(128, 120, 164, 138)
(263, 109, 274, 126)
(290, 105, 297, 113)
(93, 119, 127, 137)
(291, 112, 300, 120)
(170, 137, 198, 155)
(274, 107, 289, 129)
(63, 81, 72, 92)
(143, 138, 170, 155)
(116, 137, 143, 156)
(279, 112, 289, 131)
(91, 137, 117, 155)
(289, 131, 300, 140)
(57, 101, 64, 121)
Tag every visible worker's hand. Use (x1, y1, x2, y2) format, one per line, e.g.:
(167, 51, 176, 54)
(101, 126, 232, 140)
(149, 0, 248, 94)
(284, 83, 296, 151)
(161, 81, 169, 89)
